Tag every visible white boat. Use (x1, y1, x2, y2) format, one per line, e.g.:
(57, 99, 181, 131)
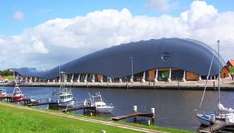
(50, 69, 75, 107)
(196, 113, 216, 126)
(51, 88, 75, 107)
(84, 92, 114, 113)
(197, 40, 234, 126)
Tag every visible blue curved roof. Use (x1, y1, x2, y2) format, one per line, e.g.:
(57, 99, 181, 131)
(15, 38, 223, 79)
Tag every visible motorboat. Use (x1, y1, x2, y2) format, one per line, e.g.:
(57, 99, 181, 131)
(51, 88, 75, 107)
(0, 88, 7, 97)
(84, 92, 114, 113)
(12, 84, 25, 102)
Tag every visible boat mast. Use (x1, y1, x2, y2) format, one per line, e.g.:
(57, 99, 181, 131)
(217, 40, 221, 104)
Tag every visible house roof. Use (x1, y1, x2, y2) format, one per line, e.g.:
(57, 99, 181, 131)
(228, 60, 234, 66)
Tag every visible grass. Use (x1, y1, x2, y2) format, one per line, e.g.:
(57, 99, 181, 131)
(0, 103, 193, 133)
(79, 115, 193, 133)
(0, 103, 140, 133)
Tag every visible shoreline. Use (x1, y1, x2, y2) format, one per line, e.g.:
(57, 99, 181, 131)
(1, 81, 234, 91)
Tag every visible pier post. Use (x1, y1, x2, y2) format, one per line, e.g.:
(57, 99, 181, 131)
(119, 78, 122, 83)
(109, 77, 112, 83)
(34, 77, 38, 82)
(133, 105, 138, 112)
(154, 69, 158, 82)
(77, 74, 80, 83)
(182, 71, 186, 82)
(70, 74, 74, 83)
(92, 74, 95, 83)
(65, 74, 68, 83)
(151, 107, 156, 124)
(141, 72, 145, 83)
(199, 75, 202, 81)
(25, 77, 27, 83)
(168, 68, 171, 82)
(84, 74, 87, 83)
(100, 76, 103, 83)
(133, 105, 137, 122)
(130, 76, 134, 83)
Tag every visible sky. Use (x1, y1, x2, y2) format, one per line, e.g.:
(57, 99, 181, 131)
(0, 0, 234, 70)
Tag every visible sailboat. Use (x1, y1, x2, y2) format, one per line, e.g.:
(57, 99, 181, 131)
(197, 40, 234, 126)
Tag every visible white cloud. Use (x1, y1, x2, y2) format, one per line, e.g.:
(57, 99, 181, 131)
(0, 1, 234, 70)
(13, 11, 25, 21)
(147, 0, 170, 12)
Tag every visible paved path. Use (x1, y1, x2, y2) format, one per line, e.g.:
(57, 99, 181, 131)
(0, 103, 163, 133)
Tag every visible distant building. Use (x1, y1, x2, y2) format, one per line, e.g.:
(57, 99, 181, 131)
(0, 75, 4, 82)
(226, 60, 234, 69)
(14, 38, 225, 83)
(226, 60, 234, 80)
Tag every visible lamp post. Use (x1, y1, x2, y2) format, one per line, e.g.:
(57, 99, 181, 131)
(129, 56, 134, 83)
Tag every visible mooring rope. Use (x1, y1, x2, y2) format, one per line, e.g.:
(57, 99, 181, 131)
(198, 55, 215, 109)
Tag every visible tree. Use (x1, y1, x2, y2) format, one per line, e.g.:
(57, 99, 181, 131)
(230, 67, 234, 80)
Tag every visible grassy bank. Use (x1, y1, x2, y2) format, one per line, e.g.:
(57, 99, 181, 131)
(0, 103, 192, 133)
(0, 103, 141, 133)
(79, 115, 192, 133)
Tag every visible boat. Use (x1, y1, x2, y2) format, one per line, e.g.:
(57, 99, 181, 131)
(84, 92, 114, 113)
(197, 40, 234, 126)
(51, 88, 75, 107)
(12, 84, 25, 102)
(0, 88, 7, 97)
(50, 70, 75, 107)
(196, 113, 216, 126)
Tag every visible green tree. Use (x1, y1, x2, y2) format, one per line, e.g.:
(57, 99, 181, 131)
(230, 67, 234, 75)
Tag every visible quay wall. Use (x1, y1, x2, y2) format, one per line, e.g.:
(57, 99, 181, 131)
(1, 81, 234, 91)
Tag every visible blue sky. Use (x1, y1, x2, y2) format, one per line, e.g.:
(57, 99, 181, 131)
(0, 0, 234, 69)
(0, 0, 233, 35)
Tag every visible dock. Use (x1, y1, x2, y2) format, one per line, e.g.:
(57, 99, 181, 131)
(62, 106, 96, 115)
(112, 105, 156, 125)
(198, 120, 234, 133)
(112, 112, 155, 121)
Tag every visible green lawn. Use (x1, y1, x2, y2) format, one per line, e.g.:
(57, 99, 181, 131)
(0, 103, 140, 133)
(80, 115, 192, 133)
(0, 103, 193, 133)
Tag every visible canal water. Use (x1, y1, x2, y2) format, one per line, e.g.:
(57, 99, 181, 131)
(4, 87, 234, 131)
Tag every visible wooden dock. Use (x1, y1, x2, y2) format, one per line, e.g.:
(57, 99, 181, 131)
(198, 120, 234, 133)
(62, 106, 97, 115)
(27, 102, 57, 106)
(112, 112, 155, 121)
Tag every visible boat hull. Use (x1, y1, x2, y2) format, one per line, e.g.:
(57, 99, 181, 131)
(196, 113, 215, 126)
(96, 106, 114, 113)
(58, 100, 75, 107)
